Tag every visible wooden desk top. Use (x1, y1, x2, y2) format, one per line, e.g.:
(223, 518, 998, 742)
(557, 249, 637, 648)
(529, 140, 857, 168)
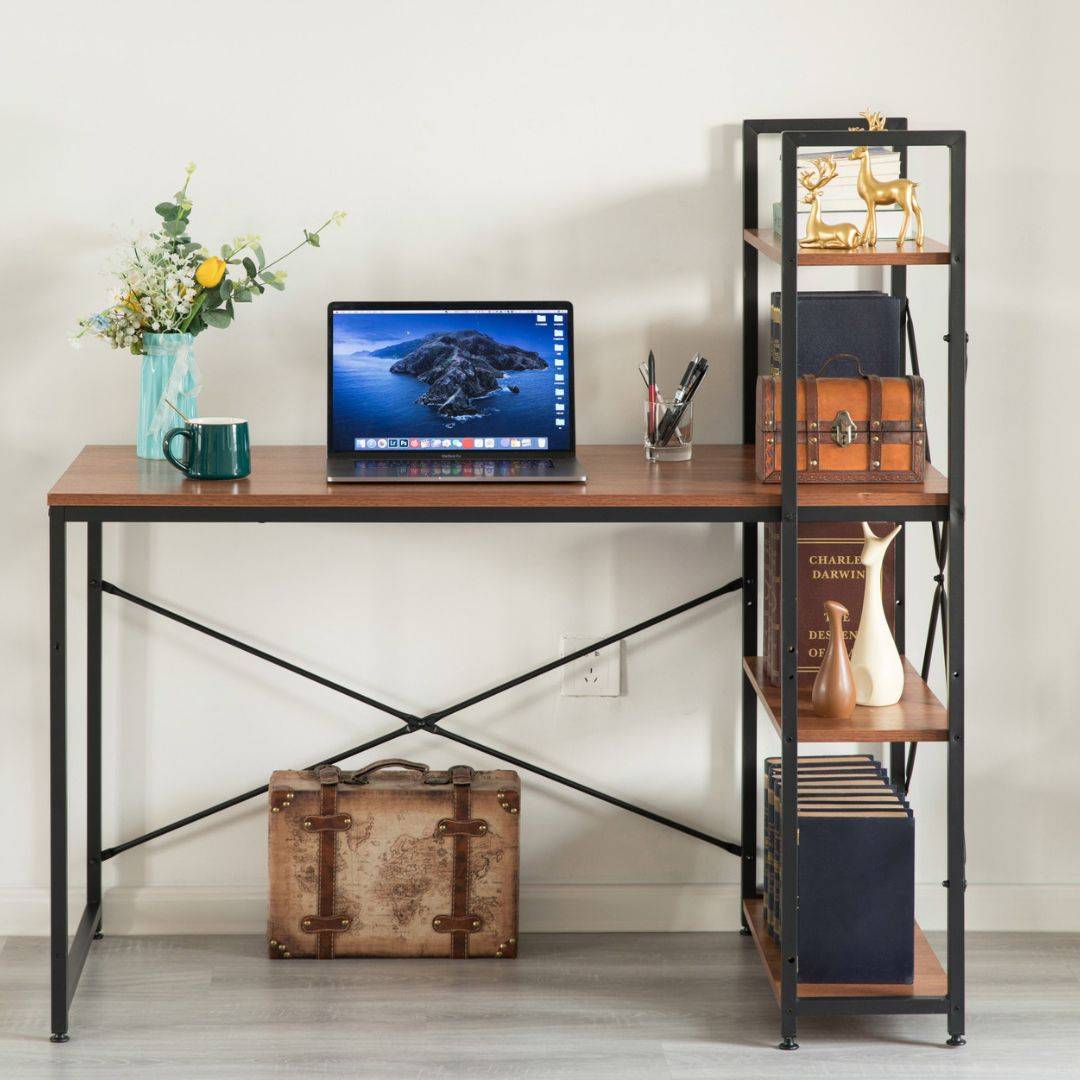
(48, 445, 948, 511)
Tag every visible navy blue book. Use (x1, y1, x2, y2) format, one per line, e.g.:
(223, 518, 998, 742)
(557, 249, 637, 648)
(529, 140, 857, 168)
(764, 758, 904, 940)
(769, 290, 904, 376)
(764, 757, 897, 937)
(796, 807, 915, 984)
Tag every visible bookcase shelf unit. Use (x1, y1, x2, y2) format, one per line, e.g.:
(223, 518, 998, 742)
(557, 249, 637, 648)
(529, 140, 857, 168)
(739, 117, 965, 1049)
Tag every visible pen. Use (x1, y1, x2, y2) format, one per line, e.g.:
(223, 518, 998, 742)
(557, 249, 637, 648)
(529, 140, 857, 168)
(647, 350, 657, 441)
(673, 356, 699, 401)
(658, 356, 709, 445)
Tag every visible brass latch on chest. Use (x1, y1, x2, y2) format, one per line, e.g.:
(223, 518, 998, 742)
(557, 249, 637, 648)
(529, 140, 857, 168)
(831, 410, 857, 447)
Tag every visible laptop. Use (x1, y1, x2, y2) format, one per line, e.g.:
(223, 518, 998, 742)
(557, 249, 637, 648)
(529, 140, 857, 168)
(327, 301, 587, 482)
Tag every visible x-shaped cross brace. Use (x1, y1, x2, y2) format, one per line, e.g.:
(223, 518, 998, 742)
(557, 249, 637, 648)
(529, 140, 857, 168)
(99, 577, 745, 862)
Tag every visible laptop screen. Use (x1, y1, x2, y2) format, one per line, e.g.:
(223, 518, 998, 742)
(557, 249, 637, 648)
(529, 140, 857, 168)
(329, 304, 573, 454)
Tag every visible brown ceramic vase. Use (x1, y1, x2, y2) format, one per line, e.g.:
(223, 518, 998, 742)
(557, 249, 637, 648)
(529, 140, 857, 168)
(811, 600, 856, 720)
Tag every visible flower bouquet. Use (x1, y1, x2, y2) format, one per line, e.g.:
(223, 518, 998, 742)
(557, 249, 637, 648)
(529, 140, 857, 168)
(75, 164, 344, 458)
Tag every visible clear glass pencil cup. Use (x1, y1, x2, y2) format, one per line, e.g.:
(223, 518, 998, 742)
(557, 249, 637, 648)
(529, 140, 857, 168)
(644, 398, 693, 462)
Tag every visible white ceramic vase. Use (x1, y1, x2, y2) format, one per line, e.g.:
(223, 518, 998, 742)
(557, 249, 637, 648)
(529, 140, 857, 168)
(850, 522, 905, 706)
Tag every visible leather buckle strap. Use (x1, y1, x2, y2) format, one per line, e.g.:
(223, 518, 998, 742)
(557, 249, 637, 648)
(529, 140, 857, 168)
(425, 765, 476, 787)
(301, 914, 352, 933)
(433, 765, 479, 958)
(316, 775, 339, 959)
(302, 813, 353, 832)
(436, 817, 488, 837)
(432, 914, 483, 934)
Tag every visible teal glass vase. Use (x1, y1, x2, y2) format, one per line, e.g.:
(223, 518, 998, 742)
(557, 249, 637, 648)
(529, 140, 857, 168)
(137, 333, 199, 459)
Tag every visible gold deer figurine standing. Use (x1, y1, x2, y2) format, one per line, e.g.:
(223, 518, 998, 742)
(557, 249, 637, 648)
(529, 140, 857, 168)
(797, 157, 862, 250)
(849, 108, 924, 248)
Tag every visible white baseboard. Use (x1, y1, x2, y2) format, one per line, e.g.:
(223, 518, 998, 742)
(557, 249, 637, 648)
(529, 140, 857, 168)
(2, 883, 1079, 936)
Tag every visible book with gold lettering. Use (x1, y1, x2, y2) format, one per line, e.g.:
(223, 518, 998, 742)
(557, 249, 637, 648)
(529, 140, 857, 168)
(763, 521, 896, 685)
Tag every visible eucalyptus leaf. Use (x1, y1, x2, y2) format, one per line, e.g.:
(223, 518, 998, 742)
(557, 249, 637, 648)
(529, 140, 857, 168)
(203, 309, 231, 329)
(253, 244, 265, 269)
(220, 279, 233, 300)
(155, 202, 179, 219)
(234, 289, 253, 303)
(254, 283, 265, 295)
(242, 256, 257, 280)
(221, 244, 232, 260)
(204, 290, 223, 310)
(266, 278, 286, 291)
(180, 242, 202, 256)
(164, 219, 186, 237)
(307, 231, 320, 247)
(226, 299, 235, 319)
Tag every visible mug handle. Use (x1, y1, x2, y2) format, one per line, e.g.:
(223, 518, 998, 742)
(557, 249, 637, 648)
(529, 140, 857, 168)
(163, 427, 193, 473)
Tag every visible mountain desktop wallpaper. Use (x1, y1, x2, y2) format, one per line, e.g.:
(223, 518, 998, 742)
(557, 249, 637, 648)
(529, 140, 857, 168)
(331, 311, 570, 451)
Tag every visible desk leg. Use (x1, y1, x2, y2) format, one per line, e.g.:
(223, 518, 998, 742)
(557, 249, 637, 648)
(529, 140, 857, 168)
(49, 510, 69, 1042)
(740, 522, 758, 931)
(87, 523, 102, 931)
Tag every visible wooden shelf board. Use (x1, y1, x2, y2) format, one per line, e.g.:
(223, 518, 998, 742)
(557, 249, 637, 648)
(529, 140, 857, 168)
(742, 898, 947, 1001)
(744, 228, 950, 266)
(47, 445, 949, 512)
(743, 656, 947, 742)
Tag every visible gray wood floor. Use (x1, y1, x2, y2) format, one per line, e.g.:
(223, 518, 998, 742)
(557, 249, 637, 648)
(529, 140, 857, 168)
(1, 932, 1078, 1078)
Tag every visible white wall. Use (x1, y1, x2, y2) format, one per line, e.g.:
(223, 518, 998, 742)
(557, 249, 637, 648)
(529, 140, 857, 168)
(2, 0, 1077, 933)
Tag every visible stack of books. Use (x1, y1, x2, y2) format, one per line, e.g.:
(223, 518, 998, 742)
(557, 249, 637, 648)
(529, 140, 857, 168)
(764, 753, 914, 983)
(774, 145, 908, 241)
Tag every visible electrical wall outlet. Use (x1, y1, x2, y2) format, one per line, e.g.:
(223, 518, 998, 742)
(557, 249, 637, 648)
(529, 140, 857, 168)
(560, 636, 621, 697)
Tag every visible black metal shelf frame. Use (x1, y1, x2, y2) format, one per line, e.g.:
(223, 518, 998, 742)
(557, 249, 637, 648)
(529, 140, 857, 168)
(741, 117, 965, 1050)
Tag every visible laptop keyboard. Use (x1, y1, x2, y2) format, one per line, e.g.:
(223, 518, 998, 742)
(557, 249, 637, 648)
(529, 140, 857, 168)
(348, 458, 556, 478)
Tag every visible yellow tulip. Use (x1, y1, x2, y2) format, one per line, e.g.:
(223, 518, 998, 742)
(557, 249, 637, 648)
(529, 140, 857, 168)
(195, 257, 226, 289)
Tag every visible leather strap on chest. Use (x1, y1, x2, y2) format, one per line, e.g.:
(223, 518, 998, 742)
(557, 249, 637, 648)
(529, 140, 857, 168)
(803, 375, 820, 472)
(867, 375, 883, 470)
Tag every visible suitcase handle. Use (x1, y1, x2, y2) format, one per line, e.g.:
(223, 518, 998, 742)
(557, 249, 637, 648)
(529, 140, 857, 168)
(815, 353, 867, 377)
(341, 759, 430, 785)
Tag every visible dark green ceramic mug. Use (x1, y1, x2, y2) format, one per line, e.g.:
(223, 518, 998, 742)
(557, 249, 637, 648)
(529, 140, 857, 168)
(163, 418, 251, 480)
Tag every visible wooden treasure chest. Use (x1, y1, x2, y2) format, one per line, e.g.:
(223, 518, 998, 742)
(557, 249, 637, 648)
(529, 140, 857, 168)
(755, 355, 926, 483)
(267, 759, 520, 959)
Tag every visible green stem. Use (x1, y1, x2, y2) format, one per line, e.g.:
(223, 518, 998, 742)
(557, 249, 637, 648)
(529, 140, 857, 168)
(178, 291, 207, 333)
(256, 217, 334, 276)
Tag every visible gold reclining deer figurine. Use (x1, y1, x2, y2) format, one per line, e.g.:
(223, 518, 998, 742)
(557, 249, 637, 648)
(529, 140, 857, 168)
(849, 109, 924, 247)
(798, 157, 862, 250)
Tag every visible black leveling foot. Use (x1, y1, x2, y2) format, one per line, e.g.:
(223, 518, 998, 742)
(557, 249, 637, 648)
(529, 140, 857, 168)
(93, 931, 104, 940)
(947, 1035, 966, 1047)
(739, 926, 752, 936)
(778, 1036, 799, 1051)
(50, 1033, 70, 1044)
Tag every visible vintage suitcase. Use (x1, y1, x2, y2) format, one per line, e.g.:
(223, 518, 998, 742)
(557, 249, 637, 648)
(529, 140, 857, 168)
(267, 759, 520, 959)
(755, 355, 926, 483)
